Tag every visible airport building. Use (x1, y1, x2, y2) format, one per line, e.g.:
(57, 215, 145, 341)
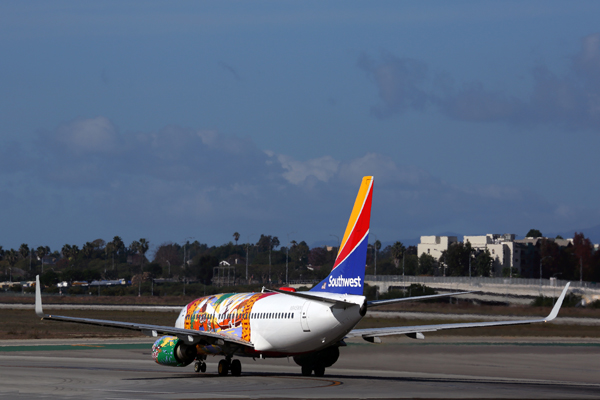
(417, 234, 579, 277)
(417, 235, 458, 261)
(463, 234, 517, 276)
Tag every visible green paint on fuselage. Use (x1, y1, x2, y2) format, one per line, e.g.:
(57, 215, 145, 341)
(212, 292, 236, 307)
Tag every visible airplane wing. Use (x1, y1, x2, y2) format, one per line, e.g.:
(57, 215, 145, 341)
(348, 282, 570, 342)
(34, 276, 253, 348)
(367, 291, 476, 307)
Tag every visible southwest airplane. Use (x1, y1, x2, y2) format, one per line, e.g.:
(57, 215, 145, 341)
(35, 176, 570, 377)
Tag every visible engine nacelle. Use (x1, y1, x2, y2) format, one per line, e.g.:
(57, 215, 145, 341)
(152, 336, 197, 367)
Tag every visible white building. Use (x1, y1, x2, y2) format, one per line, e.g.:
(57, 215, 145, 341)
(464, 234, 516, 276)
(417, 236, 458, 261)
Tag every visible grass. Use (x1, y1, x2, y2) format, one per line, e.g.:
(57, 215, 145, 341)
(0, 293, 197, 306)
(0, 309, 178, 340)
(373, 299, 600, 318)
(356, 317, 600, 338)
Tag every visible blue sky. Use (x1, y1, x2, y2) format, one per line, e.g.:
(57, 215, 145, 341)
(2, 1, 600, 253)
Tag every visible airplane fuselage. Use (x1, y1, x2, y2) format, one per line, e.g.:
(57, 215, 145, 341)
(174, 291, 365, 355)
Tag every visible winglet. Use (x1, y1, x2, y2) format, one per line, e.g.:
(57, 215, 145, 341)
(545, 282, 570, 321)
(35, 275, 44, 318)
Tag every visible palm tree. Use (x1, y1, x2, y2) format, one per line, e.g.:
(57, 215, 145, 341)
(233, 232, 240, 246)
(61, 244, 79, 267)
(19, 244, 29, 260)
(391, 241, 406, 289)
(62, 244, 72, 259)
(36, 246, 48, 273)
(375, 240, 381, 253)
(82, 242, 94, 259)
(391, 241, 405, 269)
(138, 238, 150, 271)
(112, 236, 124, 256)
(6, 249, 18, 278)
(129, 240, 140, 255)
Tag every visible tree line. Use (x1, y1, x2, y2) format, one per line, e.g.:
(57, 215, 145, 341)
(1, 229, 599, 290)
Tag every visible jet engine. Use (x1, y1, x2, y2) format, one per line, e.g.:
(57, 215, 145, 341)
(151, 336, 197, 367)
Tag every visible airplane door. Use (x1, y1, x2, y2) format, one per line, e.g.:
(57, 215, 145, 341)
(300, 301, 311, 332)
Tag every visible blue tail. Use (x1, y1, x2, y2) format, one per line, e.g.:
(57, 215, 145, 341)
(311, 176, 373, 296)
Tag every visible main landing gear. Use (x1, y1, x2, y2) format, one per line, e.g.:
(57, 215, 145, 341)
(294, 345, 340, 378)
(217, 356, 242, 376)
(301, 364, 326, 377)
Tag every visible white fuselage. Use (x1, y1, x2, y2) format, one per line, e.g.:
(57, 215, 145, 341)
(175, 292, 365, 355)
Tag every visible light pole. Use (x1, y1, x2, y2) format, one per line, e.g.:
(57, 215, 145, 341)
(402, 252, 405, 290)
(245, 234, 255, 283)
(371, 233, 379, 277)
(540, 256, 552, 293)
(286, 232, 296, 286)
(182, 237, 194, 270)
(330, 234, 340, 252)
(552, 272, 562, 304)
(580, 257, 583, 287)
(166, 260, 171, 276)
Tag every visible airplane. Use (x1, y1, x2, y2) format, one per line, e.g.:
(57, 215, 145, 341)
(34, 176, 571, 377)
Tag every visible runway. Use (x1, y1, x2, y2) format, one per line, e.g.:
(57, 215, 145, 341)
(1, 337, 599, 399)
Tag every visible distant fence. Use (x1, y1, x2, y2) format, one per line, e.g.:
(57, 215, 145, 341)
(365, 275, 599, 289)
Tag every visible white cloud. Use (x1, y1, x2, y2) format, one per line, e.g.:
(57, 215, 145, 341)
(55, 116, 119, 156)
(338, 153, 431, 186)
(277, 154, 339, 185)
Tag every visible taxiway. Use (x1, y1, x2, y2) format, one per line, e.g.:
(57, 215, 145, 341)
(1, 336, 599, 399)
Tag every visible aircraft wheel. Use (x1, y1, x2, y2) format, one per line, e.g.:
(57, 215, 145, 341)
(194, 361, 201, 373)
(200, 362, 206, 373)
(301, 365, 312, 376)
(218, 359, 229, 376)
(230, 359, 242, 376)
(313, 366, 325, 377)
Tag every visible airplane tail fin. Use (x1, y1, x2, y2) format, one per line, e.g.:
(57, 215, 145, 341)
(310, 176, 373, 296)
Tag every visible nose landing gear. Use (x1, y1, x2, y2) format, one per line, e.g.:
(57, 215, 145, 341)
(193, 360, 207, 373)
